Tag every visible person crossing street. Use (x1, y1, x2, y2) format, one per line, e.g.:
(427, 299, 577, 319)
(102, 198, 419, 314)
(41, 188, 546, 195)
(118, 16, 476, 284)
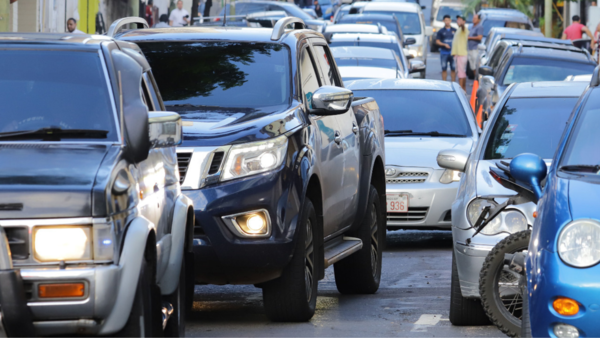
(436, 15, 456, 82)
(451, 15, 469, 92)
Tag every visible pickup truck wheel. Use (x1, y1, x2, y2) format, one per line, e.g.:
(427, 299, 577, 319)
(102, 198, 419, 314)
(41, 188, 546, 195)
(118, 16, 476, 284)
(334, 185, 383, 294)
(449, 251, 490, 326)
(262, 198, 320, 322)
(164, 252, 189, 337)
(114, 248, 162, 337)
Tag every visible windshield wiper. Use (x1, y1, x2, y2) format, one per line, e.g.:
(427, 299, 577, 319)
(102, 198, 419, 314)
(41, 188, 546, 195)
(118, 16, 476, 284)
(559, 164, 600, 173)
(385, 131, 467, 137)
(0, 128, 109, 140)
(385, 129, 413, 135)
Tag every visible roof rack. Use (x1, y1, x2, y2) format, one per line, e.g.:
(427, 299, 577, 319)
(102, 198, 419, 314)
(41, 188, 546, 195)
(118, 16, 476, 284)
(107, 17, 148, 37)
(271, 17, 305, 41)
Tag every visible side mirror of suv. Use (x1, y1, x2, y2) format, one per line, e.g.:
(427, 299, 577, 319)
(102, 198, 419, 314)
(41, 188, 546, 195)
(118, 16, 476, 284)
(148, 111, 183, 148)
(479, 65, 493, 76)
(310, 86, 354, 115)
(437, 149, 469, 172)
(404, 37, 416, 46)
(409, 59, 425, 73)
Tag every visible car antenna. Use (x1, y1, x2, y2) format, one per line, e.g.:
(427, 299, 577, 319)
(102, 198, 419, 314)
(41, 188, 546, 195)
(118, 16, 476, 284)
(223, 11, 227, 26)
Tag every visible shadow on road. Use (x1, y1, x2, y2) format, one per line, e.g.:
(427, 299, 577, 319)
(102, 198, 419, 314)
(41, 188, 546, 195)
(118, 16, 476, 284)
(385, 230, 453, 251)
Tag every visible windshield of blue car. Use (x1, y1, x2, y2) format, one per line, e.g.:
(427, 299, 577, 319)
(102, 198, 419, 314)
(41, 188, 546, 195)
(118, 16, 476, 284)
(436, 7, 473, 23)
(338, 17, 400, 37)
(561, 92, 600, 171)
(330, 40, 402, 58)
(502, 58, 595, 85)
(483, 19, 531, 36)
(0, 50, 118, 140)
(137, 42, 291, 110)
(351, 89, 472, 136)
(335, 57, 398, 70)
(484, 97, 578, 160)
(362, 11, 421, 35)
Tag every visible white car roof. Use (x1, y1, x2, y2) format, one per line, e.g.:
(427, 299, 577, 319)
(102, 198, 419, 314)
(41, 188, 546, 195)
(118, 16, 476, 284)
(331, 46, 396, 59)
(330, 33, 396, 42)
(339, 66, 398, 79)
(324, 24, 384, 34)
(363, 2, 421, 13)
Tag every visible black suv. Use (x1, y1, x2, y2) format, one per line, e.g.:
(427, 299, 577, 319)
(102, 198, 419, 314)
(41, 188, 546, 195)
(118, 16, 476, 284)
(116, 17, 386, 322)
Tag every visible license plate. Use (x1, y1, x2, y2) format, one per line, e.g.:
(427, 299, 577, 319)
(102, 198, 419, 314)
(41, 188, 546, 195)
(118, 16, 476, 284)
(386, 193, 409, 213)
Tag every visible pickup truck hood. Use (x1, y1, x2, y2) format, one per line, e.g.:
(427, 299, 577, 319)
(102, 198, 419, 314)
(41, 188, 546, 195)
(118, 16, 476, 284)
(0, 144, 109, 219)
(170, 103, 304, 147)
(385, 137, 473, 168)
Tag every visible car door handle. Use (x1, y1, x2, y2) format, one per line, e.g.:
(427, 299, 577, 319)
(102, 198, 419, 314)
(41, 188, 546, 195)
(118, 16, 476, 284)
(334, 131, 342, 145)
(352, 124, 359, 134)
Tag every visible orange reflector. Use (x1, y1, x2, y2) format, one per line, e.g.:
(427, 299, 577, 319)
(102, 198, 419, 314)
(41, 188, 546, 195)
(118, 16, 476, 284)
(39, 283, 85, 298)
(533, 211, 538, 218)
(553, 297, 579, 316)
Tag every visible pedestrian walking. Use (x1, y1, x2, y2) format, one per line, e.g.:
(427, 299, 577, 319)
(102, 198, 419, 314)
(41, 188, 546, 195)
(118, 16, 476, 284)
(155, 14, 170, 28)
(435, 15, 456, 82)
(169, 0, 190, 27)
(145, 0, 154, 26)
(467, 14, 483, 76)
(204, 0, 213, 19)
(562, 15, 594, 41)
(66, 18, 85, 34)
(314, 0, 323, 18)
(451, 15, 469, 91)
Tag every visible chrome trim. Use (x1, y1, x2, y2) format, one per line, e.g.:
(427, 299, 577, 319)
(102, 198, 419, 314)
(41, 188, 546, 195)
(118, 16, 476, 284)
(98, 48, 122, 145)
(221, 209, 272, 238)
(454, 240, 494, 257)
(176, 146, 231, 190)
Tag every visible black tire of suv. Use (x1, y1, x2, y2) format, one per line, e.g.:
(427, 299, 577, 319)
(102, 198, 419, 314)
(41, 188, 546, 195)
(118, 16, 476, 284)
(479, 230, 530, 337)
(115, 246, 163, 337)
(449, 251, 490, 326)
(521, 283, 532, 338)
(164, 252, 188, 337)
(262, 198, 320, 322)
(333, 185, 383, 294)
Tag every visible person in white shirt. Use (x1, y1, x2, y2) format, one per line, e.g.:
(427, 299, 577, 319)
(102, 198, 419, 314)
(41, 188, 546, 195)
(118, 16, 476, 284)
(67, 18, 85, 34)
(169, 0, 190, 27)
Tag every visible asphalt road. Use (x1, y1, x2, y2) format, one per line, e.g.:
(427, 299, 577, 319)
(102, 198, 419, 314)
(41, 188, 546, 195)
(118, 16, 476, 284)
(185, 52, 499, 337)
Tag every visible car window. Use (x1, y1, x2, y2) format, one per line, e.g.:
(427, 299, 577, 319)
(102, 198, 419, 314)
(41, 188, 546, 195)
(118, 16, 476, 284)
(313, 45, 342, 87)
(483, 20, 531, 36)
(235, 3, 268, 15)
(495, 53, 511, 78)
(483, 97, 578, 160)
(363, 11, 422, 34)
(351, 89, 472, 136)
(488, 44, 507, 68)
(561, 92, 600, 169)
(329, 40, 402, 59)
(0, 49, 118, 141)
(436, 7, 473, 23)
(137, 41, 291, 110)
(300, 47, 322, 109)
(502, 57, 595, 85)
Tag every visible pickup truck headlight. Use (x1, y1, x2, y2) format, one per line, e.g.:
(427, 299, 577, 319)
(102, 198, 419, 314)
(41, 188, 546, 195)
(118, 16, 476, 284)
(558, 219, 600, 267)
(33, 226, 92, 262)
(439, 169, 461, 184)
(221, 135, 288, 181)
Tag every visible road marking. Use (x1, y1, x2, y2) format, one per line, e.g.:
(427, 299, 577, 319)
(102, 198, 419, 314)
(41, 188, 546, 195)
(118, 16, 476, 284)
(410, 314, 442, 332)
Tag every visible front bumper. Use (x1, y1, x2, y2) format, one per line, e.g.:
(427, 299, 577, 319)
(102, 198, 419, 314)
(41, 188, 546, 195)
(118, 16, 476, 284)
(528, 248, 600, 338)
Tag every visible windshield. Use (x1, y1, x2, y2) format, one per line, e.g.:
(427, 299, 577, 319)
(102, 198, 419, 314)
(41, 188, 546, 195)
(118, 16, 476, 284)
(339, 17, 400, 37)
(483, 19, 531, 36)
(330, 40, 402, 58)
(363, 11, 421, 34)
(436, 7, 473, 23)
(280, 5, 314, 20)
(502, 57, 595, 85)
(484, 98, 578, 160)
(137, 42, 290, 110)
(352, 89, 472, 136)
(561, 91, 600, 170)
(335, 57, 398, 69)
(0, 50, 118, 141)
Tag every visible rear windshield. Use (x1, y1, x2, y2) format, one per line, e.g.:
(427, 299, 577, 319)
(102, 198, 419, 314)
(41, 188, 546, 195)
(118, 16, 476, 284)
(502, 57, 595, 85)
(335, 57, 398, 70)
(363, 11, 421, 35)
(483, 19, 531, 36)
(436, 6, 473, 23)
(330, 40, 401, 58)
(0, 50, 118, 141)
(137, 42, 290, 109)
(352, 89, 472, 136)
(484, 97, 578, 160)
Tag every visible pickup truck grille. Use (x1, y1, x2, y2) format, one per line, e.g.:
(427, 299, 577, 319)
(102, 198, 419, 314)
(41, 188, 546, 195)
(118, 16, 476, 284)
(177, 152, 193, 184)
(386, 172, 428, 184)
(208, 152, 224, 175)
(387, 207, 429, 222)
(5, 227, 29, 260)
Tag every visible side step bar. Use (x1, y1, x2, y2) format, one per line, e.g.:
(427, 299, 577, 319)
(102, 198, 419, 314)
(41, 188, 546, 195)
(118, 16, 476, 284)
(324, 237, 362, 268)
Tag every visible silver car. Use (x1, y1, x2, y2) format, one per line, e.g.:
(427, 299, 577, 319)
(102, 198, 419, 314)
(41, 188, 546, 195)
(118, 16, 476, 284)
(437, 81, 588, 325)
(346, 78, 479, 229)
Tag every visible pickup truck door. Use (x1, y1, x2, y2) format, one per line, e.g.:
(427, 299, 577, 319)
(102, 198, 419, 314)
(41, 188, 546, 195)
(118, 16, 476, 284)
(299, 43, 346, 235)
(311, 42, 361, 231)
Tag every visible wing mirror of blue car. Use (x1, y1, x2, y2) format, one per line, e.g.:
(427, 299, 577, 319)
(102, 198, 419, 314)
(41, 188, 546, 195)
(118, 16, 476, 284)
(479, 65, 493, 76)
(509, 153, 547, 203)
(148, 111, 183, 148)
(436, 149, 469, 172)
(404, 37, 417, 46)
(309, 86, 354, 115)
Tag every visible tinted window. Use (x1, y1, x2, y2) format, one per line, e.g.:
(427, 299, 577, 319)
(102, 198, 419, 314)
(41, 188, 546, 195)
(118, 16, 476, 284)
(300, 48, 321, 109)
(137, 42, 290, 109)
(436, 6, 473, 23)
(313, 45, 341, 86)
(0, 50, 118, 141)
(329, 40, 402, 58)
(484, 98, 578, 160)
(483, 19, 531, 36)
(561, 91, 600, 168)
(338, 16, 400, 37)
(364, 11, 421, 34)
(352, 90, 472, 136)
(502, 57, 595, 85)
(335, 57, 398, 69)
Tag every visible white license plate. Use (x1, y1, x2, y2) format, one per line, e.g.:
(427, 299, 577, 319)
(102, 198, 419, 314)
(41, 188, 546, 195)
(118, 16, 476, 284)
(386, 193, 409, 213)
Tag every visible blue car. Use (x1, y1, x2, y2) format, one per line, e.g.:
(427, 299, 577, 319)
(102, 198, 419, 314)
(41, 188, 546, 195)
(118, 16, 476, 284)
(521, 71, 600, 338)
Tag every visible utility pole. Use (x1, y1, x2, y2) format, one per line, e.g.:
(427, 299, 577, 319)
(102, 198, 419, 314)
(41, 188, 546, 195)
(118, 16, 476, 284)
(0, 0, 9, 32)
(545, 0, 552, 37)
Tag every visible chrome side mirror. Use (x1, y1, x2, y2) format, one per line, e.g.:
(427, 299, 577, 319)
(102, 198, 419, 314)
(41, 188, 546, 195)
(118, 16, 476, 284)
(437, 149, 469, 172)
(477, 43, 486, 51)
(310, 86, 353, 115)
(425, 26, 433, 36)
(409, 59, 425, 73)
(404, 37, 417, 46)
(148, 111, 182, 148)
(481, 75, 496, 89)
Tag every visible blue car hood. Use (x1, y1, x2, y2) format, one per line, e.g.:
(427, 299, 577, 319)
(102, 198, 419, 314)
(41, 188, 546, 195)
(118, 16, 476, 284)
(568, 179, 600, 219)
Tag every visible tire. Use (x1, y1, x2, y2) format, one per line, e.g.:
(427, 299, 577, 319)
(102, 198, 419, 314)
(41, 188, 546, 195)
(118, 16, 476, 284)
(521, 280, 532, 338)
(262, 198, 321, 322)
(479, 230, 530, 337)
(449, 251, 490, 326)
(334, 184, 383, 294)
(164, 251, 190, 337)
(114, 245, 163, 337)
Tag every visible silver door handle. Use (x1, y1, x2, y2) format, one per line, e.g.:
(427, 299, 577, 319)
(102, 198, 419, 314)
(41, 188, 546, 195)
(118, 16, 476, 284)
(334, 131, 342, 144)
(352, 124, 359, 134)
